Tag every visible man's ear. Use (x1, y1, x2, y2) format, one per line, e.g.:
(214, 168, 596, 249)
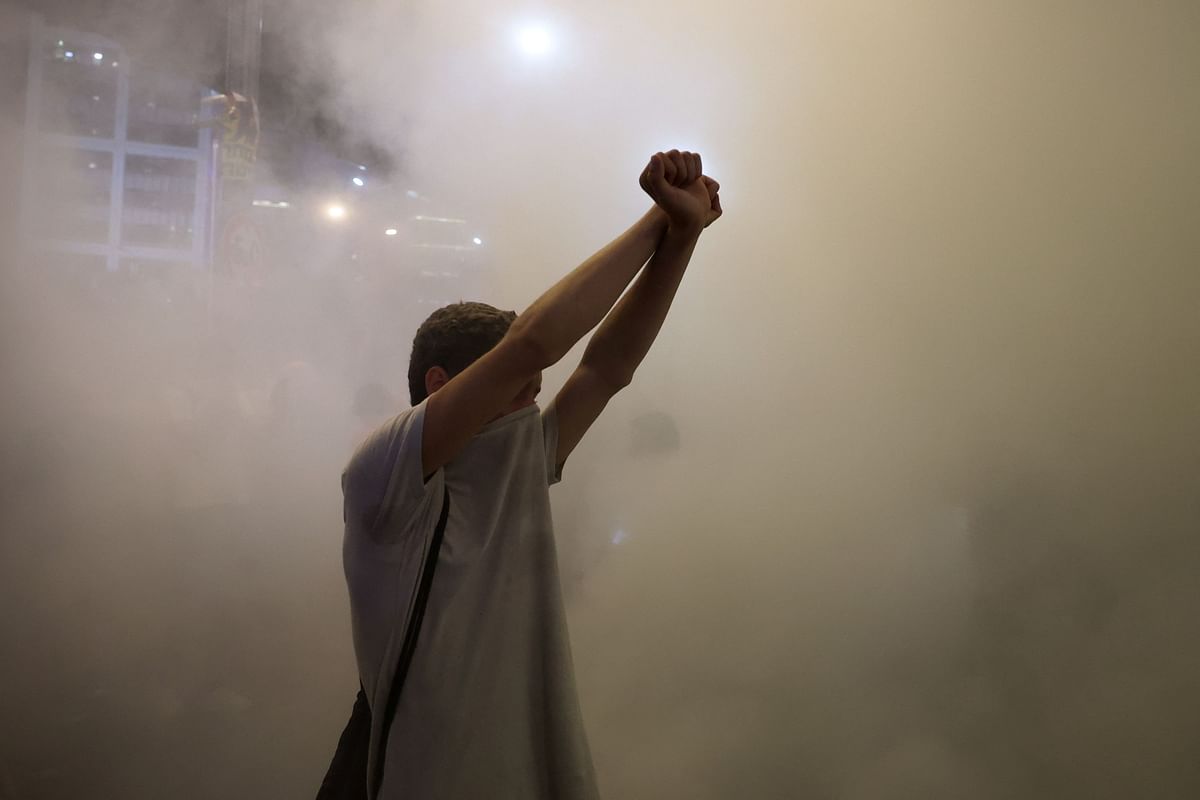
(425, 366, 450, 397)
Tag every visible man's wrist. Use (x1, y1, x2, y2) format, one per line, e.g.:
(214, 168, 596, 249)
(644, 205, 670, 231)
(666, 217, 704, 238)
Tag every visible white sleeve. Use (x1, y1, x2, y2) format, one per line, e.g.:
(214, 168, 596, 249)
(343, 399, 442, 538)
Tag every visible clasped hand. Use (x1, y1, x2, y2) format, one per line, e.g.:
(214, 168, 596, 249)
(640, 149, 722, 232)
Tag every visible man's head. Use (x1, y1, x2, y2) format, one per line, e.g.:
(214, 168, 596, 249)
(407, 301, 519, 406)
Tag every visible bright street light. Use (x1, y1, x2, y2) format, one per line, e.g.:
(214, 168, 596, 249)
(325, 203, 347, 221)
(384, 228, 398, 236)
(352, 176, 365, 187)
(515, 23, 555, 57)
(473, 237, 483, 245)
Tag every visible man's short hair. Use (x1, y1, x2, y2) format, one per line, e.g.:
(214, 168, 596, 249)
(407, 301, 517, 405)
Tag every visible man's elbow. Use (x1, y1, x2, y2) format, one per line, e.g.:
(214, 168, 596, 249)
(502, 325, 562, 373)
(581, 357, 634, 394)
(505, 320, 569, 371)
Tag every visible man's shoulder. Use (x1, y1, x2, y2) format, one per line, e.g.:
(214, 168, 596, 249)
(349, 404, 424, 465)
(342, 402, 429, 517)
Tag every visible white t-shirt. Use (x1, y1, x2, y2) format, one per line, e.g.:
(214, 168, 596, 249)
(342, 401, 598, 800)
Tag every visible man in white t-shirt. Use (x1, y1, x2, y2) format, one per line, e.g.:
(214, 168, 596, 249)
(341, 151, 722, 799)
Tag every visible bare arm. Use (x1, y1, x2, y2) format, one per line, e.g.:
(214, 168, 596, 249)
(420, 206, 668, 477)
(579, 225, 700, 386)
(551, 150, 723, 467)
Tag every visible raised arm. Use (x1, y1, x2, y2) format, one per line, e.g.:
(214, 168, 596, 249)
(420, 206, 668, 477)
(549, 150, 723, 468)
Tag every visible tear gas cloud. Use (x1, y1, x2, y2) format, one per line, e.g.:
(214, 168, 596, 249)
(2, 0, 1198, 797)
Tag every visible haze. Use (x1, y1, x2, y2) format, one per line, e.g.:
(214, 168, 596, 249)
(1, 1, 1197, 797)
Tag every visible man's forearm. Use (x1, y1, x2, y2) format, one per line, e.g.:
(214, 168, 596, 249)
(510, 207, 668, 365)
(577, 222, 703, 387)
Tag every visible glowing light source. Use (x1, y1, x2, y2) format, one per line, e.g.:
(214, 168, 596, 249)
(384, 228, 398, 236)
(64, 51, 74, 59)
(412, 215, 466, 224)
(516, 23, 555, 57)
(352, 176, 365, 187)
(325, 203, 347, 221)
(473, 237, 483, 245)
(93, 52, 103, 61)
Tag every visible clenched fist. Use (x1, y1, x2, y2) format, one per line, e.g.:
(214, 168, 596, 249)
(640, 149, 722, 232)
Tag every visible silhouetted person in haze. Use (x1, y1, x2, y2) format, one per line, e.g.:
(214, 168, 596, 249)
(339, 151, 721, 798)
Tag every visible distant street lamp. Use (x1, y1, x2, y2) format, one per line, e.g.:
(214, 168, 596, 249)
(515, 23, 555, 58)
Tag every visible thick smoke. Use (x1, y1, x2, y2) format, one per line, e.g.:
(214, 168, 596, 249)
(2, 1, 1198, 798)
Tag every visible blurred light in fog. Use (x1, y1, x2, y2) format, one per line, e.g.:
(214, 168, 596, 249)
(406, 189, 419, 199)
(93, 52, 104, 61)
(473, 237, 483, 245)
(64, 51, 74, 59)
(516, 24, 555, 57)
(413, 215, 466, 224)
(352, 176, 365, 187)
(325, 203, 347, 221)
(384, 228, 398, 236)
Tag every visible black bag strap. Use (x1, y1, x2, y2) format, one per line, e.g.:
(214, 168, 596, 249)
(368, 484, 451, 799)
(315, 687, 371, 799)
